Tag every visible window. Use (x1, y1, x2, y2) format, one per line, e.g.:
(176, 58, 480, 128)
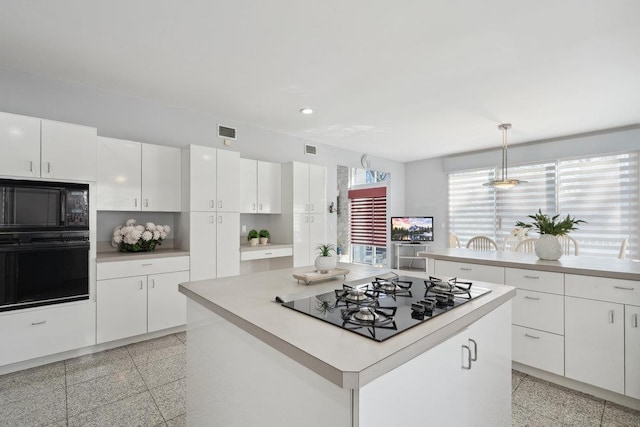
(349, 186, 387, 266)
(448, 151, 639, 259)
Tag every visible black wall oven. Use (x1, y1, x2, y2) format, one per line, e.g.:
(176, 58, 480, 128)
(0, 179, 90, 312)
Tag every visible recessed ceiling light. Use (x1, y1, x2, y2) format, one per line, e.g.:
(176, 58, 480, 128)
(299, 108, 314, 115)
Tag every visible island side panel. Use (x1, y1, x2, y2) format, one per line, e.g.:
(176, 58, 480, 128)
(185, 299, 353, 427)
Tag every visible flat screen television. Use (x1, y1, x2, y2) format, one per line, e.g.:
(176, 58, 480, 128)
(390, 216, 434, 242)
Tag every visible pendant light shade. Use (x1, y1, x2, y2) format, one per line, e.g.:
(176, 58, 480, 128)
(483, 123, 527, 189)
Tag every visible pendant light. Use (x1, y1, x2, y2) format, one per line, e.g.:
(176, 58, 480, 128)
(483, 123, 526, 189)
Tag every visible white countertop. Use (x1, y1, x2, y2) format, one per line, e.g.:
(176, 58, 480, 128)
(240, 242, 293, 252)
(417, 248, 640, 280)
(179, 263, 515, 389)
(97, 248, 190, 262)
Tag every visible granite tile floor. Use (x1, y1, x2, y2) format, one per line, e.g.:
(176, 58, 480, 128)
(1, 332, 639, 426)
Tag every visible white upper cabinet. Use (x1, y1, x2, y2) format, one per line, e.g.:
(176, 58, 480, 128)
(293, 162, 326, 214)
(216, 149, 240, 212)
(240, 159, 281, 214)
(0, 112, 41, 178)
(186, 144, 217, 211)
(41, 120, 97, 181)
(97, 137, 142, 210)
(97, 137, 181, 211)
(141, 143, 181, 211)
(239, 159, 258, 213)
(257, 161, 281, 214)
(0, 112, 97, 181)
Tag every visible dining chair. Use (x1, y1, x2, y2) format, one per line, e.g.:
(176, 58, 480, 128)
(618, 238, 629, 259)
(466, 236, 498, 251)
(514, 238, 538, 254)
(557, 234, 579, 255)
(449, 232, 461, 248)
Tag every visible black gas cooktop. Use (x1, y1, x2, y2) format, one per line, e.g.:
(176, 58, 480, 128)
(280, 274, 491, 342)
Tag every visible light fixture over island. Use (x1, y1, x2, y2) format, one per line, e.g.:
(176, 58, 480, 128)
(179, 263, 515, 426)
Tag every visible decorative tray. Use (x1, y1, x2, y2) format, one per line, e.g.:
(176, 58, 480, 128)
(292, 268, 350, 285)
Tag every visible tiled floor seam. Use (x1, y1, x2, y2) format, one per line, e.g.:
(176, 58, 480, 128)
(128, 345, 168, 424)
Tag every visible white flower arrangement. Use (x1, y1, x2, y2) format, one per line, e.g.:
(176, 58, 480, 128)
(112, 219, 171, 252)
(509, 227, 529, 240)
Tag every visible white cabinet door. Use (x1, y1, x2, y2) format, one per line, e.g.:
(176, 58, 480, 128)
(189, 212, 217, 281)
(565, 296, 624, 394)
(188, 144, 217, 211)
(309, 214, 326, 255)
(97, 276, 148, 343)
(239, 158, 257, 213)
(142, 143, 181, 211)
(97, 137, 142, 210)
(292, 162, 310, 213)
(148, 270, 190, 333)
(216, 150, 240, 212)
(216, 212, 240, 278)
(0, 112, 41, 178)
(257, 161, 281, 213)
(308, 164, 326, 214)
(626, 304, 640, 399)
(293, 214, 311, 267)
(41, 119, 97, 181)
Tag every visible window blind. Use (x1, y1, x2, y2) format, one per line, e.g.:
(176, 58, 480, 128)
(349, 186, 387, 247)
(558, 152, 639, 259)
(448, 169, 497, 246)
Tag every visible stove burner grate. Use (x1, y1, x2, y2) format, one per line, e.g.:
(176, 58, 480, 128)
(424, 276, 473, 299)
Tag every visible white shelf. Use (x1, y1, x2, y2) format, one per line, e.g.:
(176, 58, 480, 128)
(395, 243, 429, 271)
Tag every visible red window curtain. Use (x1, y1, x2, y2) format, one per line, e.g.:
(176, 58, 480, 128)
(348, 187, 387, 247)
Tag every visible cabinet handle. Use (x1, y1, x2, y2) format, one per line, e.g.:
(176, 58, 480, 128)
(139, 280, 144, 290)
(134, 198, 138, 208)
(614, 285, 635, 291)
(31, 320, 47, 326)
(211, 200, 215, 208)
(265, 252, 272, 255)
(310, 203, 314, 211)
(524, 275, 540, 279)
(252, 203, 256, 211)
(310, 216, 315, 223)
(460, 267, 472, 271)
(218, 215, 223, 223)
(524, 296, 540, 301)
(145, 199, 149, 207)
(209, 215, 214, 223)
(609, 310, 614, 324)
(633, 314, 638, 328)
(46, 162, 51, 174)
(461, 345, 471, 370)
(468, 338, 478, 362)
(218, 201, 223, 209)
(29, 160, 34, 173)
(259, 203, 263, 211)
(524, 333, 540, 340)
(141, 263, 152, 266)
(151, 279, 155, 288)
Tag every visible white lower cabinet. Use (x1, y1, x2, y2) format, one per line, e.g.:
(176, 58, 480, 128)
(434, 260, 504, 284)
(626, 304, 640, 399)
(0, 301, 96, 366)
(359, 302, 512, 426)
(565, 296, 625, 394)
(512, 325, 564, 376)
(96, 256, 190, 344)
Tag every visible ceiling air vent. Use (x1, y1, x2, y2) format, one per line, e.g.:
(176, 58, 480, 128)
(304, 144, 317, 156)
(218, 124, 237, 140)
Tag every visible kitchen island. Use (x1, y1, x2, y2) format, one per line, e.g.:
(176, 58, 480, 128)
(417, 248, 640, 409)
(179, 263, 515, 426)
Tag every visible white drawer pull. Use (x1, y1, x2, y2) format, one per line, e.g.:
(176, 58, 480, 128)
(524, 275, 540, 279)
(460, 267, 472, 271)
(609, 310, 615, 324)
(31, 320, 47, 326)
(524, 296, 540, 301)
(524, 333, 540, 340)
(633, 314, 638, 328)
(265, 252, 272, 255)
(614, 285, 635, 291)
(141, 263, 152, 266)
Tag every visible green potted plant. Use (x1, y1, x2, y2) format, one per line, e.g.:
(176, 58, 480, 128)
(258, 229, 270, 245)
(515, 209, 586, 260)
(247, 229, 259, 246)
(314, 243, 337, 273)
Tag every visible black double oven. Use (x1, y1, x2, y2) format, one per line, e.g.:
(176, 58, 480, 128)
(0, 178, 90, 312)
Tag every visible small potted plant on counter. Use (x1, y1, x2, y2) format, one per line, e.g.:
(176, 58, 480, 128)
(247, 229, 259, 246)
(516, 209, 586, 260)
(259, 229, 270, 245)
(314, 243, 337, 273)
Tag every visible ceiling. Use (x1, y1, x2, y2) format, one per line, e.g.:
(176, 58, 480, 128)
(1, 1, 639, 162)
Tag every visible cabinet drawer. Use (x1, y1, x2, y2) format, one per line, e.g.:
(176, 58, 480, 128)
(0, 301, 96, 366)
(97, 256, 190, 280)
(512, 325, 564, 376)
(565, 274, 640, 305)
(434, 260, 504, 284)
(512, 290, 564, 335)
(505, 268, 563, 294)
(241, 247, 293, 261)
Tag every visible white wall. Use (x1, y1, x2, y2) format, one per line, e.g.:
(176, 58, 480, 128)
(0, 65, 405, 246)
